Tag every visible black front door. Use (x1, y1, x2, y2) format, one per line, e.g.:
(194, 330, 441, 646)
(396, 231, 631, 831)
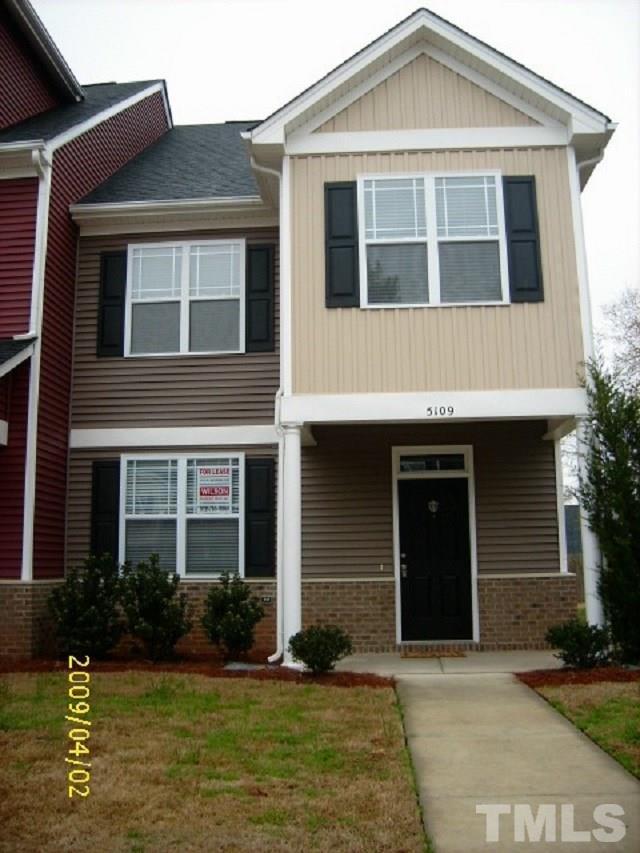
(399, 478, 472, 641)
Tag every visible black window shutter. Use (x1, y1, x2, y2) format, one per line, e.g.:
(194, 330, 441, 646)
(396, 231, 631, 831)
(246, 245, 275, 352)
(325, 181, 360, 308)
(503, 176, 544, 303)
(90, 460, 120, 560)
(97, 251, 127, 356)
(244, 457, 275, 577)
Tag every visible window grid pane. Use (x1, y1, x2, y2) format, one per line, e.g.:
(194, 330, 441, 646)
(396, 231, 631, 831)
(439, 241, 502, 303)
(125, 519, 177, 571)
(364, 178, 426, 240)
(186, 458, 240, 516)
(125, 459, 177, 516)
(436, 176, 498, 238)
(189, 244, 241, 298)
(132, 247, 182, 300)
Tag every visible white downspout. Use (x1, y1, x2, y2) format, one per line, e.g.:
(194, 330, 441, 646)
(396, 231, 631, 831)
(570, 146, 605, 626)
(249, 154, 286, 664)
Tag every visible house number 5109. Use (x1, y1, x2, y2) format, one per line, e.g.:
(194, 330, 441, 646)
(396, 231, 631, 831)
(426, 406, 455, 417)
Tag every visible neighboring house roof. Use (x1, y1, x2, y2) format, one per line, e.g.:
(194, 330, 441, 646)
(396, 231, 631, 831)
(77, 123, 260, 204)
(0, 80, 162, 144)
(0, 337, 35, 378)
(4, 0, 83, 102)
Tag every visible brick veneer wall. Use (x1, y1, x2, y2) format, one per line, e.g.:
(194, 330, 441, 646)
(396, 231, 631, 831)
(301, 575, 580, 652)
(302, 581, 397, 652)
(0, 582, 61, 659)
(478, 575, 579, 649)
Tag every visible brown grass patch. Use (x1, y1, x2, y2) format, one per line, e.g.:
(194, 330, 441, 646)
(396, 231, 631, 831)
(0, 672, 426, 852)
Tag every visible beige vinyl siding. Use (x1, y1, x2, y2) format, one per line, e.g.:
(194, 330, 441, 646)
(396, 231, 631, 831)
(301, 421, 560, 579)
(316, 54, 538, 132)
(71, 229, 279, 428)
(66, 445, 277, 570)
(291, 147, 583, 393)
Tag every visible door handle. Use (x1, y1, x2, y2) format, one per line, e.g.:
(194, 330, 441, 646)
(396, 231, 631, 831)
(400, 563, 408, 578)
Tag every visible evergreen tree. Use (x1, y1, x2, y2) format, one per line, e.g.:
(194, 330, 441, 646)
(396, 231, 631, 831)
(580, 361, 640, 662)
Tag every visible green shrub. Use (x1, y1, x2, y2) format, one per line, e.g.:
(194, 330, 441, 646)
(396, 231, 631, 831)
(546, 619, 611, 669)
(288, 625, 353, 674)
(202, 571, 264, 660)
(48, 554, 123, 659)
(121, 555, 192, 661)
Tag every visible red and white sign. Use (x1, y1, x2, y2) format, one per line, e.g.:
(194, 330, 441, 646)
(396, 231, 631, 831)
(196, 465, 231, 510)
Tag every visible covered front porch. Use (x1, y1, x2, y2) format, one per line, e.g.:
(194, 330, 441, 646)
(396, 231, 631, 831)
(277, 415, 591, 657)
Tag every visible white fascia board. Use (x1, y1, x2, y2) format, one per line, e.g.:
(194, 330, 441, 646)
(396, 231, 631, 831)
(70, 195, 264, 221)
(0, 343, 35, 379)
(69, 425, 279, 449)
(251, 9, 609, 145)
(48, 83, 166, 152)
(280, 388, 588, 426)
(286, 126, 569, 156)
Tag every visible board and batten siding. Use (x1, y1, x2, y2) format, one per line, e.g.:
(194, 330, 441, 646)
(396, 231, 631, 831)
(290, 147, 583, 394)
(71, 229, 279, 428)
(66, 445, 277, 570)
(316, 53, 537, 133)
(301, 421, 560, 579)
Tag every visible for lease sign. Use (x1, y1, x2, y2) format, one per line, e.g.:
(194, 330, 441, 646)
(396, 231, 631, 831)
(197, 465, 231, 510)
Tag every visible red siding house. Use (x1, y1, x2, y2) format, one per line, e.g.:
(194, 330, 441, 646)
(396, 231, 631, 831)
(0, 0, 170, 655)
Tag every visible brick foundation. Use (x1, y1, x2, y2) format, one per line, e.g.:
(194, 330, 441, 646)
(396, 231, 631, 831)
(301, 574, 581, 652)
(477, 574, 580, 649)
(302, 581, 397, 652)
(0, 581, 62, 660)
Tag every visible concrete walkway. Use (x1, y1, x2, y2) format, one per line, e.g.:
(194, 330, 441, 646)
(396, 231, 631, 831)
(338, 653, 640, 851)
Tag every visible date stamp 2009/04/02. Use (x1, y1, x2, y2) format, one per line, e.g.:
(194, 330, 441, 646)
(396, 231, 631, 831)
(65, 655, 92, 798)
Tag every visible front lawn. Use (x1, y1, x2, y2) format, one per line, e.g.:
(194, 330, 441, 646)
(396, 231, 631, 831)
(536, 681, 640, 778)
(0, 672, 426, 852)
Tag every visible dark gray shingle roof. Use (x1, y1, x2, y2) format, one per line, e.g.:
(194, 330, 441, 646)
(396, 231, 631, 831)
(78, 123, 260, 204)
(0, 81, 161, 143)
(0, 337, 34, 368)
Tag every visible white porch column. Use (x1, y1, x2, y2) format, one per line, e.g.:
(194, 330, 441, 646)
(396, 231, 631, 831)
(576, 418, 604, 626)
(281, 423, 302, 665)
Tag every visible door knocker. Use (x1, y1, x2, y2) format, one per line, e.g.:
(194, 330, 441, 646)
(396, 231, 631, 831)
(427, 499, 439, 515)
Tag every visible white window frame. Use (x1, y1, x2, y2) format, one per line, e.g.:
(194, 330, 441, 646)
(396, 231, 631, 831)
(358, 170, 510, 309)
(119, 452, 246, 579)
(124, 238, 246, 357)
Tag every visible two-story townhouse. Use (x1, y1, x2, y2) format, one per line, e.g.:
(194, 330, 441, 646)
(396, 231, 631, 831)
(243, 7, 613, 657)
(67, 124, 281, 656)
(0, 0, 171, 657)
(63, 9, 614, 662)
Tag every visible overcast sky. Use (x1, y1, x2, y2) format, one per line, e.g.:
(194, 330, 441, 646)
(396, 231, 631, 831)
(32, 0, 639, 328)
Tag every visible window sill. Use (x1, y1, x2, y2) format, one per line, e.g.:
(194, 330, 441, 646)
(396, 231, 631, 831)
(360, 301, 510, 310)
(124, 349, 245, 359)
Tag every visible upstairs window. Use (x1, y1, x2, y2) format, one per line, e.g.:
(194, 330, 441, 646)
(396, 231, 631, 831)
(126, 240, 245, 355)
(360, 172, 509, 307)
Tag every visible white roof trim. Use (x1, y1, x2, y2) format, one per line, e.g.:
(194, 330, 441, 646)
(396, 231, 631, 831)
(70, 195, 264, 220)
(251, 8, 610, 145)
(48, 82, 168, 152)
(0, 342, 34, 379)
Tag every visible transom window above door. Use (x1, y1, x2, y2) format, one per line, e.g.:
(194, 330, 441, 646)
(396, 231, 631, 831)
(360, 172, 509, 307)
(126, 239, 245, 355)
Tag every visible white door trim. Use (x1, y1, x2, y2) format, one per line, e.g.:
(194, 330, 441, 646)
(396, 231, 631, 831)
(391, 444, 479, 644)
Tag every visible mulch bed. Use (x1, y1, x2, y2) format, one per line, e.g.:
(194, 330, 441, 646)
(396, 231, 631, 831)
(517, 666, 640, 688)
(0, 657, 393, 689)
